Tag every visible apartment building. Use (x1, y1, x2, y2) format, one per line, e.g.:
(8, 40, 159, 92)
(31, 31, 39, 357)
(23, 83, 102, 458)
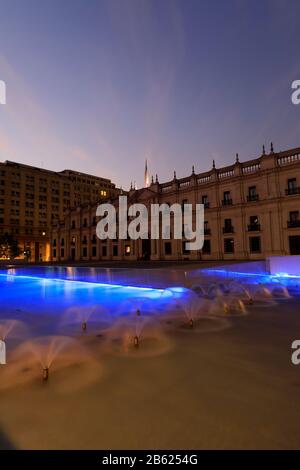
(0, 160, 119, 261)
(51, 145, 300, 262)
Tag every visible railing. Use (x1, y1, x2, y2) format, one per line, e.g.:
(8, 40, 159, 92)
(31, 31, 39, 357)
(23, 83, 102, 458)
(248, 224, 261, 231)
(222, 199, 233, 206)
(179, 180, 190, 188)
(285, 187, 300, 196)
(242, 163, 260, 174)
(287, 220, 300, 228)
(161, 185, 172, 193)
(247, 194, 259, 202)
(223, 226, 234, 233)
(218, 170, 234, 179)
(277, 153, 300, 166)
(197, 176, 211, 185)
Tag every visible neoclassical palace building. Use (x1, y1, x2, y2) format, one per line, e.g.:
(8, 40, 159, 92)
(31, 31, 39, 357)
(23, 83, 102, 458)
(51, 145, 300, 262)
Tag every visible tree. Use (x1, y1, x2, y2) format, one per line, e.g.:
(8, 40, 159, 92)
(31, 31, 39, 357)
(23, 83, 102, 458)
(0, 233, 22, 260)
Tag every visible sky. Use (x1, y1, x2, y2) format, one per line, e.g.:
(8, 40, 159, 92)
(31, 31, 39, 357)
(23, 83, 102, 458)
(0, 0, 300, 188)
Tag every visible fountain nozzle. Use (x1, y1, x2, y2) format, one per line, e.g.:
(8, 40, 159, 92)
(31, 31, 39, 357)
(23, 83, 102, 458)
(82, 321, 87, 332)
(43, 367, 49, 381)
(134, 335, 139, 348)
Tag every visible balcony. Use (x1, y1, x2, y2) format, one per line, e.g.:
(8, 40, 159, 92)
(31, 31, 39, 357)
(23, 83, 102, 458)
(204, 228, 211, 235)
(287, 220, 300, 228)
(285, 187, 300, 196)
(248, 224, 260, 232)
(223, 226, 234, 233)
(222, 199, 232, 206)
(247, 194, 259, 202)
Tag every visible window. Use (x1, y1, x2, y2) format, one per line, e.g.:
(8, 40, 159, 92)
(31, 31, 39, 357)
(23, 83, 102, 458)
(288, 211, 300, 228)
(92, 246, 97, 257)
(164, 242, 172, 255)
(113, 245, 118, 256)
(290, 211, 299, 222)
(248, 215, 260, 231)
(250, 215, 258, 225)
(125, 245, 131, 255)
(202, 239, 211, 254)
(61, 238, 65, 246)
(71, 220, 76, 229)
(288, 178, 297, 190)
(204, 221, 210, 235)
(248, 186, 258, 201)
(53, 239, 57, 247)
(249, 236, 261, 253)
(224, 238, 234, 253)
(53, 249, 57, 258)
(61, 248, 65, 258)
(222, 191, 232, 206)
(82, 247, 87, 257)
(223, 219, 233, 233)
(202, 195, 209, 208)
(182, 241, 189, 254)
(286, 178, 299, 195)
(102, 246, 107, 257)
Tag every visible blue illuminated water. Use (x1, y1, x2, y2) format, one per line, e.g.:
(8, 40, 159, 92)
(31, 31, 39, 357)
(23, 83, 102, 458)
(0, 274, 169, 327)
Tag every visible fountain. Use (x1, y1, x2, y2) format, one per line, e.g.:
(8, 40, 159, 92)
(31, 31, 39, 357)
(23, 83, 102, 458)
(250, 284, 273, 303)
(270, 284, 290, 298)
(227, 281, 253, 304)
(190, 284, 207, 298)
(102, 296, 172, 357)
(208, 295, 247, 317)
(127, 299, 152, 348)
(166, 287, 205, 328)
(62, 304, 110, 335)
(206, 283, 226, 299)
(28, 335, 73, 382)
(0, 319, 27, 342)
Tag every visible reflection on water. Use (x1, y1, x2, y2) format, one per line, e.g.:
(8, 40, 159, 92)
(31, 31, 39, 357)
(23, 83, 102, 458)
(0, 274, 168, 325)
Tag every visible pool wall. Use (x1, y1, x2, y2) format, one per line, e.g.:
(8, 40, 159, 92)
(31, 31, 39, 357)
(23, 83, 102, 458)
(0, 261, 269, 288)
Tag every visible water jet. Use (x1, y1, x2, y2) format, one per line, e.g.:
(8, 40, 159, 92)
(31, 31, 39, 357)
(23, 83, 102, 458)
(43, 367, 49, 381)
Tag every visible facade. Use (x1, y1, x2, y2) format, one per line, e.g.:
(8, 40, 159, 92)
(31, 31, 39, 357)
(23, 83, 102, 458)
(51, 145, 300, 262)
(0, 160, 120, 261)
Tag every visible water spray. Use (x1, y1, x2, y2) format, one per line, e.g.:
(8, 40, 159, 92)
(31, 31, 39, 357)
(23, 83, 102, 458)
(134, 335, 139, 348)
(43, 367, 49, 381)
(224, 303, 230, 314)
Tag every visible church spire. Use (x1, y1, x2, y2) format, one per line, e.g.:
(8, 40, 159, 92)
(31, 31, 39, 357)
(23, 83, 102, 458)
(144, 159, 150, 188)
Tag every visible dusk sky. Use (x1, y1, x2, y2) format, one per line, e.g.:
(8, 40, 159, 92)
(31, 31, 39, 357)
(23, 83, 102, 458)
(0, 0, 300, 188)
